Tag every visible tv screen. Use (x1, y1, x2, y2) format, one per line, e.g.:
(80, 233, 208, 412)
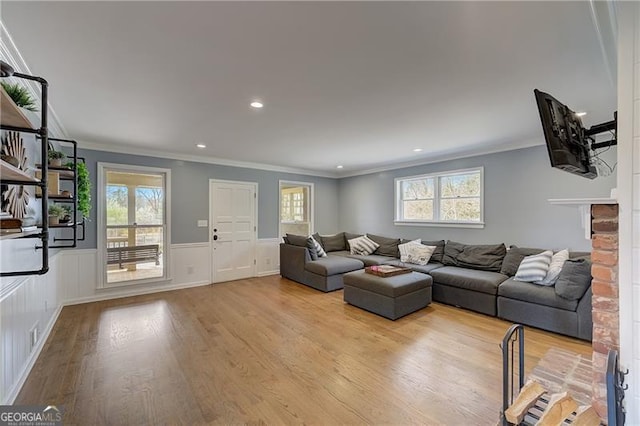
(534, 89, 597, 179)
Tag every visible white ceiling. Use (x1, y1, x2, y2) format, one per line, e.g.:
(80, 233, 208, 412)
(1, 1, 616, 177)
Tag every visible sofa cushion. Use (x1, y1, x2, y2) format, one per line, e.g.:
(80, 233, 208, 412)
(321, 232, 346, 252)
(286, 233, 308, 247)
(386, 259, 444, 274)
(498, 277, 579, 311)
(305, 256, 364, 276)
(555, 259, 592, 300)
(514, 251, 553, 283)
(401, 239, 445, 263)
(442, 241, 506, 272)
(312, 232, 324, 249)
(347, 254, 396, 266)
(500, 246, 546, 276)
(368, 234, 401, 258)
(429, 266, 508, 295)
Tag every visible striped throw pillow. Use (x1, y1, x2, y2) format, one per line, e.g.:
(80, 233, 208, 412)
(348, 235, 379, 255)
(535, 249, 569, 286)
(398, 239, 421, 262)
(310, 236, 327, 258)
(514, 250, 553, 283)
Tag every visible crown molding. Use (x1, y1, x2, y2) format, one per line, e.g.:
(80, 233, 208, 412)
(336, 138, 543, 178)
(77, 139, 339, 178)
(0, 21, 68, 138)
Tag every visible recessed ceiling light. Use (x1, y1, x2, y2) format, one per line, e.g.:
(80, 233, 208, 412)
(575, 111, 587, 117)
(196, 144, 206, 149)
(336, 165, 344, 169)
(250, 101, 264, 109)
(413, 148, 423, 152)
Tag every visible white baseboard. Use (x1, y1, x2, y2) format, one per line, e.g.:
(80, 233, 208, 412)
(63, 279, 211, 306)
(257, 270, 280, 277)
(4, 304, 63, 404)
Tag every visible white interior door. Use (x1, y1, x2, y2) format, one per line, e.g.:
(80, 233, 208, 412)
(209, 180, 257, 283)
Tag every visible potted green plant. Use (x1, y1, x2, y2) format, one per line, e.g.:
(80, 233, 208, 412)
(48, 204, 65, 225)
(48, 150, 65, 167)
(0, 82, 38, 111)
(64, 161, 91, 219)
(59, 205, 72, 224)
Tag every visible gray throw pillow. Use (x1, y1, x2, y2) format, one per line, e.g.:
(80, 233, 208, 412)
(500, 246, 546, 276)
(555, 259, 592, 300)
(305, 237, 318, 260)
(321, 232, 346, 252)
(286, 233, 308, 248)
(443, 241, 506, 272)
(367, 233, 400, 257)
(400, 239, 445, 263)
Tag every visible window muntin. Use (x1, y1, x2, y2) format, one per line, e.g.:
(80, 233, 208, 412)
(395, 168, 483, 225)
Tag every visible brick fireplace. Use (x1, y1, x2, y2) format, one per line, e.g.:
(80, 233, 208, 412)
(590, 203, 620, 418)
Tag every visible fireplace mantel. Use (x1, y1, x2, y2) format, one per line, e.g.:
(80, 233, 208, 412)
(548, 198, 618, 239)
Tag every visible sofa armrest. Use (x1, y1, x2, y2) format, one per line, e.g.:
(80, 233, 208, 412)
(279, 243, 311, 281)
(576, 285, 593, 341)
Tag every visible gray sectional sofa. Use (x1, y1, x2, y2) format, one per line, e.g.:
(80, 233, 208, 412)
(279, 232, 593, 340)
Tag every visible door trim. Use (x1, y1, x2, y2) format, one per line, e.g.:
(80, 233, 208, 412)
(96, 162, 172, 289)
(209, 179, 258, 284)
(278, 180, 315, 239)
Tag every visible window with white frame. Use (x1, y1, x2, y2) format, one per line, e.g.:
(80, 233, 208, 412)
(395, 167, 484, 227)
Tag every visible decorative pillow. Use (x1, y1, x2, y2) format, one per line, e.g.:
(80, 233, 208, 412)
(401, 239, 445, 263)
(500, 246, 546, 276)
(310, 236, 327, 258)
(344, 232, 364, 251)
(514, 250, 553, 283)
(555, 259, 593, 300)
(405, 244, 437, 265)
(367, 233, 400, 257)
(321, 232, 346, 252)
(305, 237, 318, 260)
(443, 241, 507, 272)
(312, 233, 324, 250)
(398, 239, 421, 262)
(535, 249, 569, 286)
(348, 235, 380, 256)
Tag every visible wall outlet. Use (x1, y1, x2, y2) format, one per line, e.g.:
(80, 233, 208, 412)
(265, 258, 271, 265)
(29, 324, 39, 351)
(187, 265, 194, 274)
(197, 220, 208, 227)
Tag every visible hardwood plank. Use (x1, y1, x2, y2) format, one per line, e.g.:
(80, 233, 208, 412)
(15, 276, 592, 424)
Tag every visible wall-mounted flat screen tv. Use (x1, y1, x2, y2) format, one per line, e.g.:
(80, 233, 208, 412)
(534, 89, 597, 179)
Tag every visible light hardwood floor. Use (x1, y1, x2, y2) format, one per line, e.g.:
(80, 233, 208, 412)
(16, 276, 591, 425)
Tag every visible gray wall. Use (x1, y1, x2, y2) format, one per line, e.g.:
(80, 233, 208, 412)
(78, 149, 340, 249)
(337, 145, 616, 251)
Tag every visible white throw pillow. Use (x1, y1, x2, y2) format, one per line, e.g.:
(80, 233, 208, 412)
(348, 235, 379, 255)
(398, 239, 421, 262)
(514, 250, 553, 283)
(405, 244, 437, 265)
(309, 236, 327, 258)
(535, 249, 569, 286)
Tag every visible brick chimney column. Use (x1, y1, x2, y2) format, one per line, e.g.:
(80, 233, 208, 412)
(590, 204, 619, 419)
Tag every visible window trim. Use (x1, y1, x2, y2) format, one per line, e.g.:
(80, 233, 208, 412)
(394, 166, 484, 228)
(278, 180, 314, 238)
(97, 162, 172, 289)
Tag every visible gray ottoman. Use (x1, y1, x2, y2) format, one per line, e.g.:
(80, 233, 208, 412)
(343, 270, 433, 320)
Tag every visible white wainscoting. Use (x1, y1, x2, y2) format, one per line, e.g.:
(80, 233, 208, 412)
(0, 253, 62, 404)
(256, 238, 280, 277)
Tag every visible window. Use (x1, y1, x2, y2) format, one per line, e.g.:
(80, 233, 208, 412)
(395, 167, 483, 227)
(97, 163, 171, 288)
(279, 181, 314, 237)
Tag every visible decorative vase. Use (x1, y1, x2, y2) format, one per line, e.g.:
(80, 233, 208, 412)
(49, 158, 62, 167)
(49, 215, 59, 225)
